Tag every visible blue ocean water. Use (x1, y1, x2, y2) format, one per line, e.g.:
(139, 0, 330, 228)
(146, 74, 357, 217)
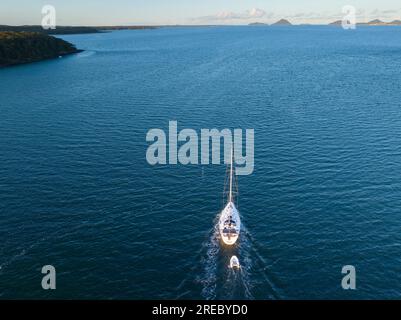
(1, 26, 401, 299)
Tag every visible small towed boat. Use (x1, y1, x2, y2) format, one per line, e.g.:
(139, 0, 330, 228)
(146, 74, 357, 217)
(229, 255, 240, 269)
(219, 148, 241, 246)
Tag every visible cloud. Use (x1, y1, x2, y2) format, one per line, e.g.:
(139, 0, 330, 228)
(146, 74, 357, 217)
(371, 8, 400, 15)
(368, 8, 401, 19)
(382, 9, 400, 14)
(285, 11, 343, 22)
(245, 8, 267, 19)
(197, 8, 268, 22)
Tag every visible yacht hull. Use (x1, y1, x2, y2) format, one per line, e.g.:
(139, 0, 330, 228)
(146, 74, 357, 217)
(219, 201, 241, 245)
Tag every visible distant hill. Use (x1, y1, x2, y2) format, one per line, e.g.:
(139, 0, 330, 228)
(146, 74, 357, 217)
(363, 19, 387, 26)
(0, 25, 157, 35)
(388, 20, 401, 25)
(99, 26, 158, 30)
(0, 31, 82, 67)
(329, 19, 401, 26)
(0, 25, 100, 34)
(271, 19, 292, 26)
(329, 20, 342, 26)
(248, 22, 268, 26)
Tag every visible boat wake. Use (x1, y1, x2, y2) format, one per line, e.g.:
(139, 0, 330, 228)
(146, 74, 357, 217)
(76, 50, 96, 58)
(177, 154, 280, 299)
(199, 222, 220, 300)
(194, 218, 282, 300)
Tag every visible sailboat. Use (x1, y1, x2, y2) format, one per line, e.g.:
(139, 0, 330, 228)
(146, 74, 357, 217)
(219, 148, 241, 245)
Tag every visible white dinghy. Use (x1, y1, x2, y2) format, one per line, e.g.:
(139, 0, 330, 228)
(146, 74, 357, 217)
(229, 255, 240, 269)
(219, 148, 241, 246)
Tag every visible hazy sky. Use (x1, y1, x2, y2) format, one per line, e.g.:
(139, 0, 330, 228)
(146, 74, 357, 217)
(1, 0, 401, 25)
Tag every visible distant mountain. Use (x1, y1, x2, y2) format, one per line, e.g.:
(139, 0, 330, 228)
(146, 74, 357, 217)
(388, 20, 401, 25)
(272, 19, 292, 26)
(366, 19, 387, 25)
(329, 19, 401, 26)
(248, 22, 268, 26)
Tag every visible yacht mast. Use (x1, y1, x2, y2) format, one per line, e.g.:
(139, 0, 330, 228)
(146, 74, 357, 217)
(229, 146, 233, 203)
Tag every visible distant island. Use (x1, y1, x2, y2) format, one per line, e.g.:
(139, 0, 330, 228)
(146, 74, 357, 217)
(358, 19, 401, 26)
(271, 19, 292, 26)
(249, 18, 401, 27)
(248, 19, 292, 26)
(0, 31, 82, 67)
(387, 20, 401, 25)
(329, 19, 401, 26)
(248, 22, 268, 26)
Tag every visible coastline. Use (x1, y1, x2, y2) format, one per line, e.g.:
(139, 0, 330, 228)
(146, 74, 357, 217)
(0, 48, 84, 68)
(0, 31, 83, 68)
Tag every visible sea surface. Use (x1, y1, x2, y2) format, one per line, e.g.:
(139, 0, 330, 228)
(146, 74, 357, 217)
(1, 26, 401, 299)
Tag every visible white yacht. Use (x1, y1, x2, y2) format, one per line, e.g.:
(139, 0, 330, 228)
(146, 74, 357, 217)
(219, 148, 241, 245)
